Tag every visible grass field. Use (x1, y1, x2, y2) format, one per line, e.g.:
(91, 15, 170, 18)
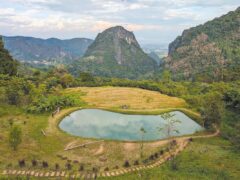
(1, 87, 239, 179)
(99, 137, 240, 180)
(63, 87, 188, 110)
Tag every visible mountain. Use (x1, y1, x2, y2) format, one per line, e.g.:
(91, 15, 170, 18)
(148, 52, 163, 65)
(68, 26, 157, 79)
(0, 36, 18, 76)
(2, 36, 93, 65)
(164, 7, 240, 82)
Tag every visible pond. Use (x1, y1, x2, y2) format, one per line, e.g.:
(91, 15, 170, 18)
(59, 109, 204, 141)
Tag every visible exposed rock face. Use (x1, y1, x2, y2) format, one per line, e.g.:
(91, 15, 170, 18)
(69, 26, 157, 79)
(164, 7, 240, 82)
(84, 26, 141, 65)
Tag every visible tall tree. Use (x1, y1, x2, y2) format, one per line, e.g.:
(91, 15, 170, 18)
(159, 112, 180, 170)
(0, 36, 18, 76)
(200, 92, 224, 129)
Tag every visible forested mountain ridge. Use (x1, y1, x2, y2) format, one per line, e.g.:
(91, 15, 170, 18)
(165, 7, 240, 82)
(0, 36, 18, 76)
(2, 36, 93, 64)
(68, 26, 157, 79)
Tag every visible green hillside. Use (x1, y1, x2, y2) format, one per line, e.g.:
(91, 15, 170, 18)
(68, 26, 157, 79)
(165, 7, 240, 82)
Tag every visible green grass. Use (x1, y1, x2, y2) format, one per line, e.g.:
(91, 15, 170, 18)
(0, 87, 239, 179)
(99, 137, 240, 180)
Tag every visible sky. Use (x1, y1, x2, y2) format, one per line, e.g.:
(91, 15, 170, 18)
(0, 0, 239, 46)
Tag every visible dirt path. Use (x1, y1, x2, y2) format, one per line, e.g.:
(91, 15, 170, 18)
(94, 144, 104, 156)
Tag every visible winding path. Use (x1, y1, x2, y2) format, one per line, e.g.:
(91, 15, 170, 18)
(1, 129, 220, 179)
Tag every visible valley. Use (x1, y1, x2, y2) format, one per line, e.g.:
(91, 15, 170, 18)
(0, 2, 239, 180)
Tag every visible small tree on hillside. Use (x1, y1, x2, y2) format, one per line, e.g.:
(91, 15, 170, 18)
(140, 127, 146, 160)
(158, 112, 180, 170)
(9, 125, 22, 150)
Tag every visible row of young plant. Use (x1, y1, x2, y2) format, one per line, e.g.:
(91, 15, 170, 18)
(12, 140, 180, 173)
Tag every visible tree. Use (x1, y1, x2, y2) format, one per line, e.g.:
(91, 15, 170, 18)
(60, 74, 74, 88)
(9, 125, 22, 150)
(79, 72, 94, 82)
(159, 113, 180, 139)
(158, 112, 180, 170)
(139, 127, 146, 160)
(161, 70, 172, 83)
(0, 36, 18, 76)
(200, 92, 224, 129)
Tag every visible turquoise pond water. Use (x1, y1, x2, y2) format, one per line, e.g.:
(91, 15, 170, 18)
(59, 109, 204, 141)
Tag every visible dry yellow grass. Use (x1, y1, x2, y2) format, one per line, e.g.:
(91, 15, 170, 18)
(64, 87, 187, 110)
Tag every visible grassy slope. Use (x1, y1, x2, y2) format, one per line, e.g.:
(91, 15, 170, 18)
(64, 87, 187, 110)
(0, 87, 192, 173)
(1, 87, 239, 179)
(99, 137, 240, 180)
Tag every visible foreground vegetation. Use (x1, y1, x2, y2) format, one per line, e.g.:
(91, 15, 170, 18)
(0, 35, 239, 178)
(101, 137, 240, 180)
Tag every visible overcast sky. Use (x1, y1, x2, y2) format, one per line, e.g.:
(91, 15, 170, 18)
(0, 0, 239, 45)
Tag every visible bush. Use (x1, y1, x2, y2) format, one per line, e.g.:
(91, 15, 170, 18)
(31, 159, 37, 167)
(79, 165, 84, 171)
(42, 161, 48, 168)
(104, 167, 109, 171)
(159, 150, 164, 155)
(27, 94, 83, 113)
(92, 167, 98, 173)
(55, 163, 60, 170)
(9, 125, 22, 150)
(123, 160, 130, 167)
(65, 163, 72, 170)
(18, 159, 25, 167)
(134, 160, 139, 165)
(149, 155, 155, 161)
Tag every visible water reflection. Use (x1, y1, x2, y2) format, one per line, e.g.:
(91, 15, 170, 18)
(59, 109, 203, 141)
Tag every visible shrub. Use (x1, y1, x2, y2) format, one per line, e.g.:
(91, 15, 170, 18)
(92, 167, 98, 173)
(9, 125, 22, 150)
(27, 94, 83, 113)
(149, 155, 155, 160)
(134, 160, 139, 165)
(123, 160, 130, 167)
(65, 163, 72, 170)
(114, 165, 119, 169)
(55, 163, 60, 170)
(31, 159, 37, 167)
(104, 167, 109, 171)
(154, 153, 159, 158)
(42, 161, 48, 168)
(79, 165, 84, 171)
(18, 159, 25, 167)
(159, 150, 164, 155)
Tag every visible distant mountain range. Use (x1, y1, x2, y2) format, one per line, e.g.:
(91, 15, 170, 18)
(164, 7, 240, 82)
(1, 7, 239, 81)
(2, 36, 93, 64)
(68, 26, 157, 79)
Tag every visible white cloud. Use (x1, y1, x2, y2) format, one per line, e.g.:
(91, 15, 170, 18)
(0, 0, 239, 43)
